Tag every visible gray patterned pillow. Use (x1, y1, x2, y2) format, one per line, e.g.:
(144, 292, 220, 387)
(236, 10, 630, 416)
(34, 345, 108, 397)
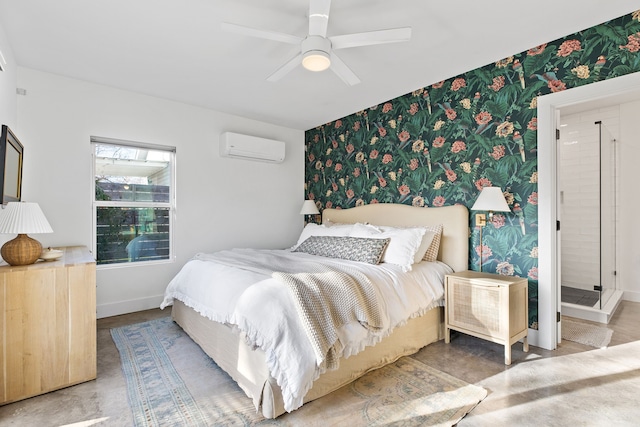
(294, 236, 390, 265)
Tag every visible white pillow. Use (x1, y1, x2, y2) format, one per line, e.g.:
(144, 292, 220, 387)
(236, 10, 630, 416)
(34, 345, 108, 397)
(292, 223, 354, 250)
(376, 225, 437, 264)
(349, 223, 426, 271)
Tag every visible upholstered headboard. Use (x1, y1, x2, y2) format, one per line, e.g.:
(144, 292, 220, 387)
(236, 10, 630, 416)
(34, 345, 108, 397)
(322, 204, 469, 272)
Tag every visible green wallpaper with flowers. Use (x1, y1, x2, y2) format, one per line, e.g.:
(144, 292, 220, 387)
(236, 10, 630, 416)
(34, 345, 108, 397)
(304, 10, 640, 328)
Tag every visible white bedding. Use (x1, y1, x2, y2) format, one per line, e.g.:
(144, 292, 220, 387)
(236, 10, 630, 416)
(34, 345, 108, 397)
(160, 248, 452, 412)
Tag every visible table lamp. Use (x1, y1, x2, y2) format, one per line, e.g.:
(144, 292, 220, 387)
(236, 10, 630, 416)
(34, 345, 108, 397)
(0, 202, 53, 265)
(471, 187, 510, 271)
(300, 200, 320, 224)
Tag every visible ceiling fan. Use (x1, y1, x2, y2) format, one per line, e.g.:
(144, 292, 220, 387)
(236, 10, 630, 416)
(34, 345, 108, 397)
(221, 0, 412, 86)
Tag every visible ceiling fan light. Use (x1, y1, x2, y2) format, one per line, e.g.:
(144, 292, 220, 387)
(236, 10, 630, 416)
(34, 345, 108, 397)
(302, 50, 331, 72)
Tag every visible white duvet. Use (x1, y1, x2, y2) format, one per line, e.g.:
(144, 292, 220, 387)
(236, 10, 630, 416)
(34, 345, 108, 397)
(160, 248, 452, 412)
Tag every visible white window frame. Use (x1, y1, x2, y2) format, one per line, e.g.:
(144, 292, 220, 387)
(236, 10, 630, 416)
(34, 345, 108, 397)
(91, 136, 176, 269)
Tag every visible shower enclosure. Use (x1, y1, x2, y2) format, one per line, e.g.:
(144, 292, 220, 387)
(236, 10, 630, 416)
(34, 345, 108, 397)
(558, 115, 622, 323)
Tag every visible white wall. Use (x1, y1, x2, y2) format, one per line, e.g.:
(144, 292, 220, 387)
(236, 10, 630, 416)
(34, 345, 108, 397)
(619, 100, 640, 302)
(16, 68, 306, 318)
(0, 23, 17, 129)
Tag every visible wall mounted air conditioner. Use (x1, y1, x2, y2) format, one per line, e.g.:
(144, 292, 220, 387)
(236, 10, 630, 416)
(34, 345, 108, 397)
(219, 132, 285, 163)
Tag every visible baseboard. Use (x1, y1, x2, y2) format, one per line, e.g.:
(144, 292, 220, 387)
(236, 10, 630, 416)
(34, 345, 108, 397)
(97, 294, 165, 319)
(623, 290, 640, 303)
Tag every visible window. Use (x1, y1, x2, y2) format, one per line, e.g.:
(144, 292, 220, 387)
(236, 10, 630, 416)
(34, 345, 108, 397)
(91, 137, 175, 266)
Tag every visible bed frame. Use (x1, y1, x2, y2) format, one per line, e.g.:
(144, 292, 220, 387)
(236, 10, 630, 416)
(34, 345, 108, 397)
(171, 203, 469, 418)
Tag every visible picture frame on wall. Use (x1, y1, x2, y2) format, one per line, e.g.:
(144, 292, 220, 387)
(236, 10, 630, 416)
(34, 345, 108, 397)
(0, 125, 24, 205)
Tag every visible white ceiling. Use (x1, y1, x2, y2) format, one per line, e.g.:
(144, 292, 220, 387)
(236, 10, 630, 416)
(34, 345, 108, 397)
(0, 0, 638, 130)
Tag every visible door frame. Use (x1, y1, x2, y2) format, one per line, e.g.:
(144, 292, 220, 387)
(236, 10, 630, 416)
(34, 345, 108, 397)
(535, 71, 640, 350)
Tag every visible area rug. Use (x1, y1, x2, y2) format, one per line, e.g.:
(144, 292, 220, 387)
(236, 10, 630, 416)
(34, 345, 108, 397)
(562, 318, 613, 348)
(112, 317, 486, 426)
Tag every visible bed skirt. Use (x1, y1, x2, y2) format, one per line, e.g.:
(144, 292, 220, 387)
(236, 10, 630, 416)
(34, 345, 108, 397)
(171, 299, 444, 418)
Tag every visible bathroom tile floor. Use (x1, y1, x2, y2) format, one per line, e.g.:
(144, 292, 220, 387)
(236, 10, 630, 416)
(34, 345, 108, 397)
(561, 285, 600, 307)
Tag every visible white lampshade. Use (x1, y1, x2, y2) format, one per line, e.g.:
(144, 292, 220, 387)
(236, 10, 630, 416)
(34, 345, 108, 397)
(0, 202, 53, 234)
(300, 200, 320, 215)
(471, 187, 510, 212)
(302, 51, 331, 72)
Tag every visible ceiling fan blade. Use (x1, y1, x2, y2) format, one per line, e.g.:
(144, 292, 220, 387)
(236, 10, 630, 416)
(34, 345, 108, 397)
(267, 53, 303, 82)
(329, 52, 360, 86)
(308, 0, 331, 37)
(330, 27, 412, 50)
(221, 22, 302, 45)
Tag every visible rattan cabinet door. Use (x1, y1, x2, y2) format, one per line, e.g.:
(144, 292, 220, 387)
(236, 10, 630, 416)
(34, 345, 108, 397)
(444, 271, 528, 365)
(447, 277, 503, 337)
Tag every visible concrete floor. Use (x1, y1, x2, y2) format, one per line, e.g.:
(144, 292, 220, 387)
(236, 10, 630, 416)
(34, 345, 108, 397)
(1, 301, 640, 426)
(421, 300, 640, 426)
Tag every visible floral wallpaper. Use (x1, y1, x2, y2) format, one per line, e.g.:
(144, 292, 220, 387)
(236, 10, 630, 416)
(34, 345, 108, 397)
(304, 10, 640, 328)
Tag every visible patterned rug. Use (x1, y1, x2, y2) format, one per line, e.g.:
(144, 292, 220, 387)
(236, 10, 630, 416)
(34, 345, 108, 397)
(562, 318, 614, 348)
(111, 317, 486, 426)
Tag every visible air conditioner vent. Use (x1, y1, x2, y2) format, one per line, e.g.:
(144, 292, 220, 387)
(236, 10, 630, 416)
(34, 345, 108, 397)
(219, 132, 285, 163)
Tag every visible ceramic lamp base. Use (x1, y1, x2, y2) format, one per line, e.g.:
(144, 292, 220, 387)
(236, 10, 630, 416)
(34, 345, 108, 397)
(1, 234, 43, 266)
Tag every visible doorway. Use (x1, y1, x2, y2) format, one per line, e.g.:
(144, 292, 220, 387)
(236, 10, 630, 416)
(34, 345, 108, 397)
(557, 111, 622, 323)
(536, 71, 640, 350)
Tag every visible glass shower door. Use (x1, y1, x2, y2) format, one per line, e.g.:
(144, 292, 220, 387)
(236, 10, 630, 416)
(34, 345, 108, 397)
(558, 118, 618, 310)
(599, 123, 617, 309)
(559, 120, 600, 305)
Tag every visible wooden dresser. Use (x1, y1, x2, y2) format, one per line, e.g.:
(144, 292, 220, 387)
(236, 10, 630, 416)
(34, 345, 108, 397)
(0, 246, 96, 405)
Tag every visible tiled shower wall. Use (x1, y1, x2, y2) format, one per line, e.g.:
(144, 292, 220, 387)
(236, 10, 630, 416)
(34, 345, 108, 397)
(558, 106, 619, 292)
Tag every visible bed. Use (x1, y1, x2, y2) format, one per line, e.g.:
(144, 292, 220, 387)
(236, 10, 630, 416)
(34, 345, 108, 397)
(162, 203, 469, 418)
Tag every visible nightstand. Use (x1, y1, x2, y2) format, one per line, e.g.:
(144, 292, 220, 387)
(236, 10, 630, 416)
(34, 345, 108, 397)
(444, 270, 529, 365)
